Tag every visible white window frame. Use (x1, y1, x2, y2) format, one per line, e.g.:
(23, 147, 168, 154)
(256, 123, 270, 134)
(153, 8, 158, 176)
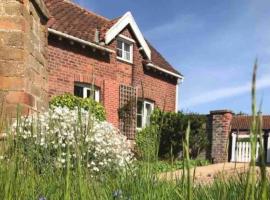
(116, 37, 133, 63)
(137, 100, 154, 129)
(74, 83, 100, 102)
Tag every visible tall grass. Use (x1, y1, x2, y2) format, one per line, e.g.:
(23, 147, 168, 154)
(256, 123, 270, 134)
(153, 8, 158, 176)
(0, 61, 269, 199)
(244, 60, 268, 200)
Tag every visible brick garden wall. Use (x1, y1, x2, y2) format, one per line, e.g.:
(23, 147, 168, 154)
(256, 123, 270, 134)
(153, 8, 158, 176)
(0, 0, 49, 118)
(209, 110, 233, 163)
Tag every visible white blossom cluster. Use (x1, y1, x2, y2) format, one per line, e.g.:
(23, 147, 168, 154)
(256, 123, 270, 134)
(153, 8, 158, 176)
(12, 106, 134, 174)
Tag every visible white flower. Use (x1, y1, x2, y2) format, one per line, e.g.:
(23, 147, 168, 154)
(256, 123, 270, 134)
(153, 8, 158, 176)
(93, 167, 99, 172)
(10, 106, 134, 175)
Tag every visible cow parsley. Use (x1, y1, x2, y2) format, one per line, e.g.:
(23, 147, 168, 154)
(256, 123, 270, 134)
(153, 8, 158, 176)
(11, 106, 134, 175)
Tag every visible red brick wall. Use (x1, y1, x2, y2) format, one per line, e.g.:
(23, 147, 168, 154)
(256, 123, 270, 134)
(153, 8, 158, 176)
(47, 27, 177, 127)
(118, 28, 177, 111)
(0, 0, 48, 118)
(142, 70, 177, 111)
(209, 110, 234, 163)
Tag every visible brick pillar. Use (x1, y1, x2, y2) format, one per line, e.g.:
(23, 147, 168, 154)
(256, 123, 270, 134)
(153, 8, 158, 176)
(209, 110, 234, 163)
(0, 0, 50, 117)
(103, 80, 119, 128)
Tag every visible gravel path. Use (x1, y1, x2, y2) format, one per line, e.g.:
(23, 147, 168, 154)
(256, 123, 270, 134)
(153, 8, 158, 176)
(159, 162, 270, 185)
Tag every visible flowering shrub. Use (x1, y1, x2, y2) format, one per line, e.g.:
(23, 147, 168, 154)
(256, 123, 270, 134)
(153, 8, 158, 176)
(11, 107, 133, 175)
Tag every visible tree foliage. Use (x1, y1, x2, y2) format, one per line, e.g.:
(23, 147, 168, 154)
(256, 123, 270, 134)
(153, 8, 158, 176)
(150, 109, 208, 159)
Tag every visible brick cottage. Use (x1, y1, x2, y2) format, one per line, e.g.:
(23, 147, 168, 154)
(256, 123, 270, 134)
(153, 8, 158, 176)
(0, 0, 183, 139)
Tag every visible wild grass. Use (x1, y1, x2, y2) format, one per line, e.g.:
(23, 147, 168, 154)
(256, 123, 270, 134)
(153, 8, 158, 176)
(0, 61, 269, 199)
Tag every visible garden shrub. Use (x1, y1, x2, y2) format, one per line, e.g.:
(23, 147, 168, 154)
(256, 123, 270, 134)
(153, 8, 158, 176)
(49, 93, 106, 121)
(151, 109, 208, 159)
(10, 106, 133, 175)
(135, 125, 159, 161)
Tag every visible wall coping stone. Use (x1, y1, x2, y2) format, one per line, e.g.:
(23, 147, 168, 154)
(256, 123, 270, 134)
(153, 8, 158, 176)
(210, 110, 234, 115)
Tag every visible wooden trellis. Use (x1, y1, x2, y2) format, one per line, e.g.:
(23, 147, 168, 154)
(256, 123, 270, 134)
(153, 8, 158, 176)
(119, 85, 137, 139)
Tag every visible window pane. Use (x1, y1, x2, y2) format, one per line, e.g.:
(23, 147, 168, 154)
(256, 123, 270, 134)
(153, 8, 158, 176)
(117, 40, 122, 49)
(86, 89, 95, 99)
(74, 85, 83, 98)
(125, 51, 130, 61)
(137, 115, 142, 128)
(124, 43, 130, 52)
(137, 101, 143, 114)
(145, 103, 153, 126)
(117, 49, 122, 58)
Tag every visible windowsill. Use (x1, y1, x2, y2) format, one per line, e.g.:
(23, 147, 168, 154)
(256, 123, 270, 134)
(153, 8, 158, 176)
(136, 127, 142, 131)
(117, 57, 133, 65)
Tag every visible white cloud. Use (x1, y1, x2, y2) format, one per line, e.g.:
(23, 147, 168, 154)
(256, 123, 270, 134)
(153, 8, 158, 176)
(182, 74, 270, 108)
(145, 14, 204, 40)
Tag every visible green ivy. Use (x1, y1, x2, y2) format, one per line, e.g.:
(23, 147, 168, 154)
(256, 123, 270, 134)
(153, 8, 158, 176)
(49, 94, 106, 121)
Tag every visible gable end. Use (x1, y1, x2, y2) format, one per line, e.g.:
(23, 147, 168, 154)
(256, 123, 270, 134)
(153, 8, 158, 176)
(105, 12, 151, 60)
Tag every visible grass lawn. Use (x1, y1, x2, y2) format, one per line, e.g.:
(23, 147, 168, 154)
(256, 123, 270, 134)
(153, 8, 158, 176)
(137, 159, 209, 173)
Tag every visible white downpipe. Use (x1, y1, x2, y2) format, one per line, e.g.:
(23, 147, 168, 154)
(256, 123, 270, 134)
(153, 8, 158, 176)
(175, 79, 179, 112)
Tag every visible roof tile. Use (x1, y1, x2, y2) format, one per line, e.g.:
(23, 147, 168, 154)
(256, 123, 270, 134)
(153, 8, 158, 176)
(44, 0, 181, 76)
(231, 116, 270, 130)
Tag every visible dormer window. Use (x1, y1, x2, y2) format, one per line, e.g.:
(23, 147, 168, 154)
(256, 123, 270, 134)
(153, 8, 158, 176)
(117, 37, 133, 63)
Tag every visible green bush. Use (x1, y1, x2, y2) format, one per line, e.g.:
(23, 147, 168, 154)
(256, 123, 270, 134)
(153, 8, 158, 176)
(135, 125, 159, 162)
(151, 109, 208, 159)
(49, 93, 106, 121)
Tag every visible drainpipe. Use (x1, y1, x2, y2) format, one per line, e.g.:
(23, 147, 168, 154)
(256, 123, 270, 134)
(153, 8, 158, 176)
(175, 78, 183, 112)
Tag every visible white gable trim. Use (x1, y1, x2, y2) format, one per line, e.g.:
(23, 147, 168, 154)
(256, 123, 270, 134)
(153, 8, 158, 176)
(105, 11, 151, 60)
(48, 28, 115, 53)
(146, 63, 184, 79)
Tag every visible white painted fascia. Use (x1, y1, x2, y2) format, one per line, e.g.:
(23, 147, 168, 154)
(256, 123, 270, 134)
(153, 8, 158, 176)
(118, 34, 135, 43)
(146, 63, 184, 79)
(48, 28, 115, 54)
(105, 11, 151, 60)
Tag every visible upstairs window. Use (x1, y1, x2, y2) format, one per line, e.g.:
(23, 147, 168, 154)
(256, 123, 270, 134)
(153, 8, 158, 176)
(137, 100, 154, 129)
(74, 83, 100, 102)
(117, 38, 133, 63)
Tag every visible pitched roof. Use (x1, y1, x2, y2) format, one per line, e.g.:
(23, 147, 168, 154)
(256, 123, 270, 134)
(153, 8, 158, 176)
(147, 42, 182, 75)
(44, 0, 109, 42)
(231, 116, 270, 130)
(44, 0, 182, 77)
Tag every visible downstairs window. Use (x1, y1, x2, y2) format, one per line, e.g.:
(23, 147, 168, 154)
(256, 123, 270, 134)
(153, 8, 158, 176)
(137, 100, 154, 129)
(74, 83, 100, 102)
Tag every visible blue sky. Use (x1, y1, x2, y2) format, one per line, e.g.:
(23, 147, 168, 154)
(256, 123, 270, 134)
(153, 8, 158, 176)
(74, 0, 270, 114)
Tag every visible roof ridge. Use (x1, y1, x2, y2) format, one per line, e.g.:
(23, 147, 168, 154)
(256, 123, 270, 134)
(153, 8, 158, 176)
(62, 0, 110, 22)
(234, 115, 270, 117)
